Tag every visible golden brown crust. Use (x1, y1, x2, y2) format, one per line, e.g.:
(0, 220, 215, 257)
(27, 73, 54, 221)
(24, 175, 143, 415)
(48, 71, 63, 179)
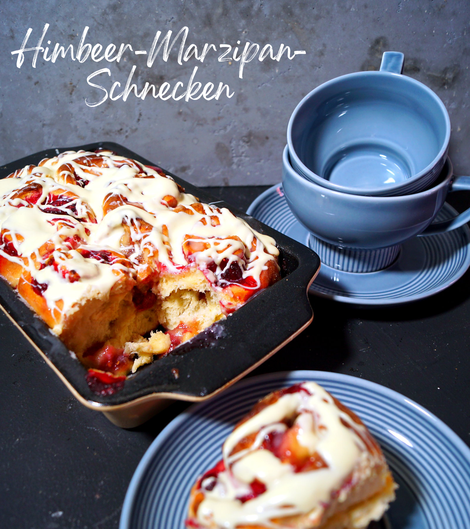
(186, 382, 396, 529)
(0, 150, 280, 378)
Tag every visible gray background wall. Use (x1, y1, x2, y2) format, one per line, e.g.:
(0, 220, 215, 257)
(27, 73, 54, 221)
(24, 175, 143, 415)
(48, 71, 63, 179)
(1, 0, 469, 186)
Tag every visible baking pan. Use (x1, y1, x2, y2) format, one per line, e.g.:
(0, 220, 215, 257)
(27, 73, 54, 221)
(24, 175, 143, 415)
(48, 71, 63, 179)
(0, 142, 320, 427)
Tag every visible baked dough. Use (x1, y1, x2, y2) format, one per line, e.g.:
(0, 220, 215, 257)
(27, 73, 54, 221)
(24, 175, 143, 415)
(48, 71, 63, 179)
(0, 150, 280, 378)
(187, 382, 396, 528)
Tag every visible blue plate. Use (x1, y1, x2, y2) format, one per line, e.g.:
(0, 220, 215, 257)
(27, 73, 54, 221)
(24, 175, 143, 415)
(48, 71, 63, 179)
(120, 370, 470, 529)
(247, 185, 470, 305)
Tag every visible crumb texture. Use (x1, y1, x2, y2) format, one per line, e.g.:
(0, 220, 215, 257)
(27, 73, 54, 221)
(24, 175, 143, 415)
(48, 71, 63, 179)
(0, 150, 280, 376)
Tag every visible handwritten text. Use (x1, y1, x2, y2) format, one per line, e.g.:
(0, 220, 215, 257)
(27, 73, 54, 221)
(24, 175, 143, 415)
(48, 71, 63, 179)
(11, 24, 307, 107)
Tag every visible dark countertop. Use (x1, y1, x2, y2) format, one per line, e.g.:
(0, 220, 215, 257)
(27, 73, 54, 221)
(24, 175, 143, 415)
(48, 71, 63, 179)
(1, 185, 469, 529)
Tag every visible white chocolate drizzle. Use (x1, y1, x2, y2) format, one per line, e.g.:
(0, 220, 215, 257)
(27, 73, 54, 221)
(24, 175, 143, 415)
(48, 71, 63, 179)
(195, 382, 381, 528)
(0, 150, 279, 323)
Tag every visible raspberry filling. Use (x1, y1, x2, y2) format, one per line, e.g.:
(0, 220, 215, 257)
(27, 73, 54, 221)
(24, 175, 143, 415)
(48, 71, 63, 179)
(86, 369, 126, 396)
(0, 234, 18, 257)
(236, 479, 267, 503)
(79, 248, 118, 264)
(42, 194, 79, 216)
(74, 174, 89, 188)
(83, 344, 132, 376)
(197, 459, 267, 503)
(132, 288, 157, 311)
(31, 278, 48, 296)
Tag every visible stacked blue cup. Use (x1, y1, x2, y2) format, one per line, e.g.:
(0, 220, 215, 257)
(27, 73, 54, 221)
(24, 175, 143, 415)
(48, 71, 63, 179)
(284, 52, 470, 272)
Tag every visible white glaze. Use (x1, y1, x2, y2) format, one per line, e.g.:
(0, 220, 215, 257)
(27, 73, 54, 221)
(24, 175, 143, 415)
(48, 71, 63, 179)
(0, 150, 279, 322)
(196, 382, 379, 528)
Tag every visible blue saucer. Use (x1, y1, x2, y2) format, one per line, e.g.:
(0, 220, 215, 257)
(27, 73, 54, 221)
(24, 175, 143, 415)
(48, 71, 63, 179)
(247, 185, 470, 305)
(120, 371, 470, 529)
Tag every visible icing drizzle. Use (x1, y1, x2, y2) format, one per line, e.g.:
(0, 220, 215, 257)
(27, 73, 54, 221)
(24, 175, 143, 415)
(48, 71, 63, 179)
(0, 150, 279, 328)
(193, 382, 383, 528)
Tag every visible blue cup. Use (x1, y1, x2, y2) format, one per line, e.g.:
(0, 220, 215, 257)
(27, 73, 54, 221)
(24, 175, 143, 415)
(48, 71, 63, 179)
(287, 52, 450, 197)
(282, 146, 470, 272)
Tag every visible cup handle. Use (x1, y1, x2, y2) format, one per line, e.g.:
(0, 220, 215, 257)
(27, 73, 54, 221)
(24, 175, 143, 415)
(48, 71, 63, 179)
(420, 175, 470, 235)
(380, 52, 404, 74)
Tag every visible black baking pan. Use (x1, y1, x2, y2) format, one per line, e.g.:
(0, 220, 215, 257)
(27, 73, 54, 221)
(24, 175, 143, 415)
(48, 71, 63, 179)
(0, 142, 320, 427)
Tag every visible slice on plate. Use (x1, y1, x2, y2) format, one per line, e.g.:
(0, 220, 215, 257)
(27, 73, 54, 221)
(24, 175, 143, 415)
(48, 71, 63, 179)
(187, 381, 396, 529)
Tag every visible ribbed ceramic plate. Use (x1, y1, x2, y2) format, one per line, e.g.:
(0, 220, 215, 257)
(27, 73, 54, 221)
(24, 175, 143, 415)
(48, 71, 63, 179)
(120, 370, 470, 528)
(0, 144, 320, 423)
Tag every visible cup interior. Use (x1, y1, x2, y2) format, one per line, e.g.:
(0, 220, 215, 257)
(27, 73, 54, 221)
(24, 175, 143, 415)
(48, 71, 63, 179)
(288, 72, 450, 194)
(321, 141, 413, 189)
